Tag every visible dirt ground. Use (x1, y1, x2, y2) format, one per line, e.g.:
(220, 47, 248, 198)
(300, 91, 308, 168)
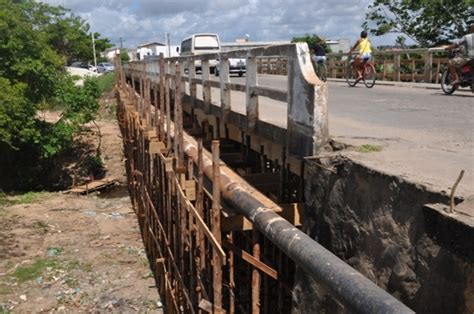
(0, 92, 163, 312)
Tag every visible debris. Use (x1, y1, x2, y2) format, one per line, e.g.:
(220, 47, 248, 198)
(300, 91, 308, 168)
(84, 210, 97, 217)
(156, 301, 163, 308)
(20, 295, 27, 301)
(109, 212, 123, 219)
(46, 247, 63, 257)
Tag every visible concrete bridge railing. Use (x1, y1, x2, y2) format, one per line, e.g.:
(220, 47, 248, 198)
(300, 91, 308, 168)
(123, 43, 329, 157)
(256, 47, 449, 84)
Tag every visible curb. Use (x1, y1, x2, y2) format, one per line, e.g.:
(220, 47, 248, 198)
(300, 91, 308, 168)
(327, 78, 472, 93)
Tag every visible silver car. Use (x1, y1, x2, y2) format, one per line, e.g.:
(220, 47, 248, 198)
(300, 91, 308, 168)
(97, 62, 115, 73)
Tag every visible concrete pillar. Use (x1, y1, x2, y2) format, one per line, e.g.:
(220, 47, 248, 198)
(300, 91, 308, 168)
(246, 53, 258, 132)
(286, 43, 328, 156)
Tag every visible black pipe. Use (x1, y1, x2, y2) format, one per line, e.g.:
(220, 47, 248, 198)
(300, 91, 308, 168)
(223, 182, 414, 314)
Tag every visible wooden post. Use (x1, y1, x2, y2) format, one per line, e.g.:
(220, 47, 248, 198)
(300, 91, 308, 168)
(196, 139, 206, 277)
(252, 229, 261, 314)
(211, 140, 222, 309)
(246, 53, 258, 132)
(228, 232, 235, 314)
(411, 60, 416, 82)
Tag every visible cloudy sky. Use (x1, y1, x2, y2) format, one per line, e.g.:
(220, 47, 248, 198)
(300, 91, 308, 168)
(41, 0, 398, 48)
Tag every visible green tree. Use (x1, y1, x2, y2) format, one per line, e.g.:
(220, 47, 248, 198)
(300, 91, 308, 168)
(120, 49, 130, 62)
(13, 0, 112, 64)
(363, 0, 473, 47)
(291, 34, 332, 53)
(0, 0, 107, 190)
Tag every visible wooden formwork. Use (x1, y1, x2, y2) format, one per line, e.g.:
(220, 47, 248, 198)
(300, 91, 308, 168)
(116, 59, 297, 313)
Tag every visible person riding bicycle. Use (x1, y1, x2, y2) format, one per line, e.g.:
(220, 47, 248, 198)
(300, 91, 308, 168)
(311, 40, 326, 64)
(445, 23, 474, 86)
(349, 31, 372, 80)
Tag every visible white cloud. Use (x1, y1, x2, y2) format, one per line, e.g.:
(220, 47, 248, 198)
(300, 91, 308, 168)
(39, 0, 398, 49)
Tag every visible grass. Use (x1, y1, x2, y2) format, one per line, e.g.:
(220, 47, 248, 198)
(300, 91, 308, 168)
(11, 259, 59, 283)
(0, 305, 11, 314)
(10, 258, 93, 284)
(357, 144, 383, 153)
(97, 72, 116, 94)
(0, 191, 49, 207)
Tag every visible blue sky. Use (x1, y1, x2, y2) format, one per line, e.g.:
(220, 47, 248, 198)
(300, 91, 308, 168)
(42, 0, 400, 48)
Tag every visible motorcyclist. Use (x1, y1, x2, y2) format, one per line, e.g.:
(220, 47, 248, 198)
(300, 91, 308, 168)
(445, 23, 474, 86)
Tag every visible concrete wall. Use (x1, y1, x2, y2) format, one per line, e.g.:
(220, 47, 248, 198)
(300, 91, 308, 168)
(293, 155, 474, 313)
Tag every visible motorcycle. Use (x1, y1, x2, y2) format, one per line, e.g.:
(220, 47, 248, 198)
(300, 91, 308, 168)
(441, 48, 473, 95)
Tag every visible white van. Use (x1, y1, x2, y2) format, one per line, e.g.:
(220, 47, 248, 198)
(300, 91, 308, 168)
(179, 33, 220, 74)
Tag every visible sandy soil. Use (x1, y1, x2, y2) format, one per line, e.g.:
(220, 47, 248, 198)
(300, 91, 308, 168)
(0, 92, 163, 312)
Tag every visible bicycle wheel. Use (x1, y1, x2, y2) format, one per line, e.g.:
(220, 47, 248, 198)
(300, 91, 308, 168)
(345, 63, 357, 87)
(363, 62, 376, 88)
(318, 62, 327, 82)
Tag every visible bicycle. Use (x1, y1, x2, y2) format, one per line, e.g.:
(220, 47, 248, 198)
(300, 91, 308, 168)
(315, 60, 327, 82)
(346, 57, 376, 88)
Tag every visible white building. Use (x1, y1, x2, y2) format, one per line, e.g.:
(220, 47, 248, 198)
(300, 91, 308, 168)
(137, 41, 180, 60)
(326, 39, 351, 53)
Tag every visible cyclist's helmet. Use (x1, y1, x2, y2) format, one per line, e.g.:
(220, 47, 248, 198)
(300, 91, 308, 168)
(361, 31, 368, 38)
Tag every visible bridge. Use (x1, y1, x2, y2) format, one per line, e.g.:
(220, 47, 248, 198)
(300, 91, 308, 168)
(114, 42, 473, 313)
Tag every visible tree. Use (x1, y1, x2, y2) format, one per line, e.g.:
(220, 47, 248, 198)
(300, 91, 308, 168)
(120, 49, 130, 63)
(0, 0, 107, 190)
(363, 0, 473, 47)
(15, 0, 112, 64)
(292, 34, 332, 53)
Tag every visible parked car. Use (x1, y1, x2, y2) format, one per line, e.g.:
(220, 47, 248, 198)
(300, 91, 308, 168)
(215, 58, 246, 77)
(97, 62, 115, 73)
(70, 62, 97, 73)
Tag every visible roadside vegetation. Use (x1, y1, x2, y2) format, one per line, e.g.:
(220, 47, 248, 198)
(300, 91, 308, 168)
(0, 0, 113, 192)
(357, 144, 383, 153)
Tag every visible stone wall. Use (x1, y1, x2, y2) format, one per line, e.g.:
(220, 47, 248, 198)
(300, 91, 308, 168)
(292, 155, 473, 313)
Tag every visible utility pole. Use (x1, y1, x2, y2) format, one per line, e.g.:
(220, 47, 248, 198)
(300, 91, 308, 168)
(91, 32, 97, 68)
(166, 33, 171, 58)
(120, 37, 123, 49)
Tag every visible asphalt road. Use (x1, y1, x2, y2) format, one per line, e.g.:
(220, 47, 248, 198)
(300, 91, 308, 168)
(199, 74, 474, 196)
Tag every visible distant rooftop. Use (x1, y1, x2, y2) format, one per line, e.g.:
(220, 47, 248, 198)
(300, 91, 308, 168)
(138, 42, 166, 48)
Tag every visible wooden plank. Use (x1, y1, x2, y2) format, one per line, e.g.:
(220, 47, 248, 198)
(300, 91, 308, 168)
(221, 214, 253, 232)
(67, 177, 117, 194)
(149, 141, 166, 154)
(174, 177, 226, 262)
(222, 240, 278, 280)
(252, 229, 261, 314)
(198, 299, 226, 314)
(184, 180, 196, 201)
(278, 203, 303, 226)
